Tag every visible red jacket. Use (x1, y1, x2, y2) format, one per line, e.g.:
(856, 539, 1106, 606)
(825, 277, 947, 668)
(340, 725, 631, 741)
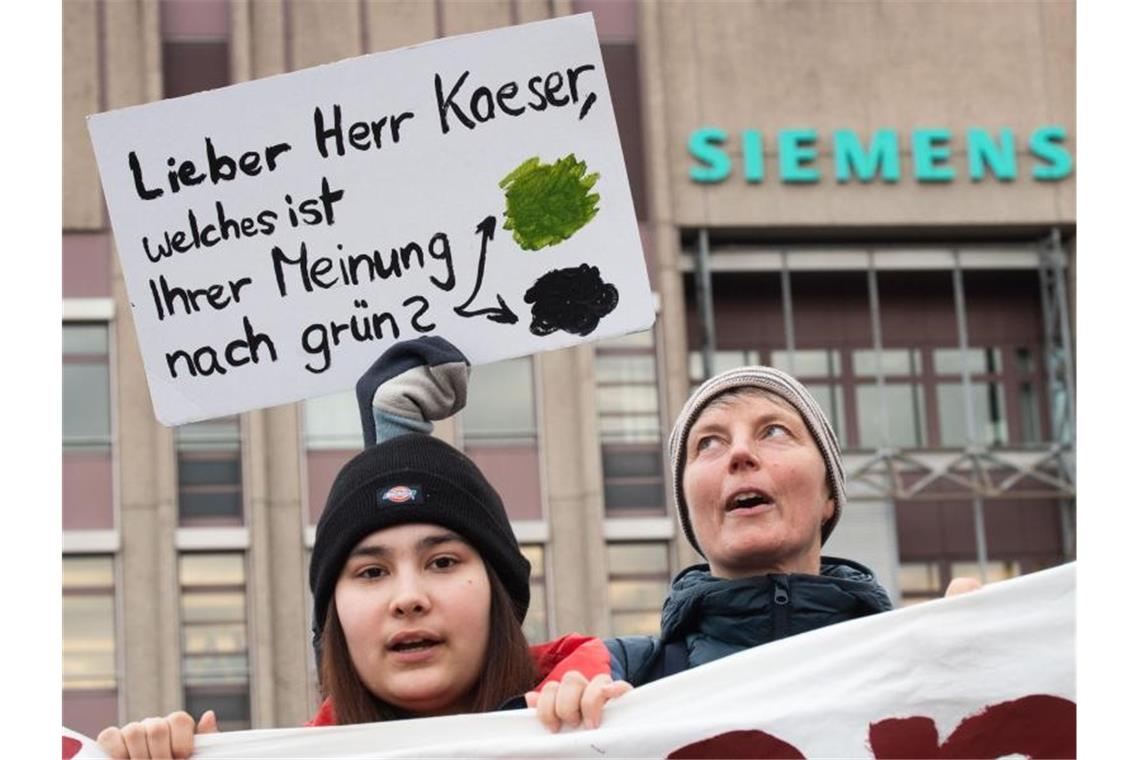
(305, 633, 612, 726)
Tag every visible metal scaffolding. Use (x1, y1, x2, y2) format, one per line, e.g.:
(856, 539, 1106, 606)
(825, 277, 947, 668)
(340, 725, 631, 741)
(689, 229, 1078, 569)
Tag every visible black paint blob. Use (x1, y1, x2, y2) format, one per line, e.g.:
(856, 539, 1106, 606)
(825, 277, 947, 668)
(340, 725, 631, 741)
(523, 264, 619, 337)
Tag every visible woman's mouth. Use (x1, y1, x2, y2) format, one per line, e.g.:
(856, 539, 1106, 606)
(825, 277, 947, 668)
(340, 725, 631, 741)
(725, 490, 774, 512)
(387, 631, 444, 661)
(390, 639, 439, 652)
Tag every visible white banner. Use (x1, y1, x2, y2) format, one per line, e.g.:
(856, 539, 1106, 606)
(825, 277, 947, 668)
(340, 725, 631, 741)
(64, 562, 1075, 759)
(87, 14, 653, 426)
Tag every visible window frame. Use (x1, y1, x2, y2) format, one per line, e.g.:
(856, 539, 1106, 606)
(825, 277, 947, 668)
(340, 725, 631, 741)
(178, 550, 252, 731)
(597, 329, 669, 516)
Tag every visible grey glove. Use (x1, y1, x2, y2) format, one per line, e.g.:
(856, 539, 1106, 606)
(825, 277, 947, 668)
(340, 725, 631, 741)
(355, 337, 471, 447)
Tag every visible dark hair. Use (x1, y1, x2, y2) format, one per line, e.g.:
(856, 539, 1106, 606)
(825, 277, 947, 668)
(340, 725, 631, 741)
(318, 564, 537, 725)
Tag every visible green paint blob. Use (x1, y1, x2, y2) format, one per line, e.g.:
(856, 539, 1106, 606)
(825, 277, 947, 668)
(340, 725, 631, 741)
(500, 153, 600, 251)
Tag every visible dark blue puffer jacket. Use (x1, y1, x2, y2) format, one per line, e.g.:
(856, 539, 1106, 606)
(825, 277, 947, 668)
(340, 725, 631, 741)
(605, 556, 893, 686)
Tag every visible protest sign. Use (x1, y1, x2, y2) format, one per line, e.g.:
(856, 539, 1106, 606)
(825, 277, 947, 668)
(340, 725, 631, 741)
(87, 14, 653, 426)
(64, 562, 1075, 759)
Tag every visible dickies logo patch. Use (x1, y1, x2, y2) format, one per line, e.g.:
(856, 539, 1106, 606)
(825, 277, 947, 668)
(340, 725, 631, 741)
(379, 485, 423, 505)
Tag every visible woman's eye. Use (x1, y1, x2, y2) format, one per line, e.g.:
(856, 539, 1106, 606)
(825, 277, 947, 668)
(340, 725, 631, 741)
(762, 424, 790, 439)
(429, 556, 459, 570)
(357, 566, 387, 579)
(695, 435, 718, 452)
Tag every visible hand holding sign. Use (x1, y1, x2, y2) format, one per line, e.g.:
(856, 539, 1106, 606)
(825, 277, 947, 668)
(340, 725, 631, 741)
(88, 14, 652, 426)
(96, 710, 218, 760)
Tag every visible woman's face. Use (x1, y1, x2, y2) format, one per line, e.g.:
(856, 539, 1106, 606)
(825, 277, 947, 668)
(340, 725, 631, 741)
(334, 523, 492, 716)
(683, 391, 835, 578)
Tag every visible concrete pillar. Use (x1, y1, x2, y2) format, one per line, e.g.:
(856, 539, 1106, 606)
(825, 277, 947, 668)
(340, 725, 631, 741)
(243, 411, 276, 728)
(103, 0, 162, 113)
(62, 0, 103, 230)
(227, 0, 311, 729)
(516, 0, 553, 24)
(440, 0, 512, 36)
(551, 0, 575, 18)
(242, 406, 310, 727)
(365, 0, 438, 52)
(104, 0, 182, 720)
(638, 0, 701, 570)
(289, 0, 362, 71)
(250, 0, 289, 77)
(230, 0, 254, 83)
(536, 346, 611, 637)
(263, 405, 311, 724)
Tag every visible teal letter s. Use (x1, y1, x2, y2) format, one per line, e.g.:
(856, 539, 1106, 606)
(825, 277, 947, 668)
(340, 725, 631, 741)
(689, 127, 731, 183)
(1029, 126, 1073, 181)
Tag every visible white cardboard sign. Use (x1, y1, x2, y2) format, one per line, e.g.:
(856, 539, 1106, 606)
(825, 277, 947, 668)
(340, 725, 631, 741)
(87, 14, 653, 426)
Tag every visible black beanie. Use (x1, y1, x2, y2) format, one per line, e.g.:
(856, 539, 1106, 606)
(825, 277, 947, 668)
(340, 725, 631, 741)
(309, 434, 531, 651)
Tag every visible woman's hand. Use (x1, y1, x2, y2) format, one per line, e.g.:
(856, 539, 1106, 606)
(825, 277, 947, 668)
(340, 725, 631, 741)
(525, 671, 633, 733)
(945, 577, 984, 597)
(96, 710, 218, 759)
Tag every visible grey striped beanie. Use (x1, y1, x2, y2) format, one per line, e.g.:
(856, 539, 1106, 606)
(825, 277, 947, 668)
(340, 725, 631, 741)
(668, 366, 847, 556)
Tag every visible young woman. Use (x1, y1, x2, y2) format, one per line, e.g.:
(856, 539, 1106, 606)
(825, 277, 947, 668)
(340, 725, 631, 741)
(97, 434, 629, 759)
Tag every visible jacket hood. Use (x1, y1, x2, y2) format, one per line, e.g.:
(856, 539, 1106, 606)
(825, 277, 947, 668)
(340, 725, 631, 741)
(660, 556, 894, 645)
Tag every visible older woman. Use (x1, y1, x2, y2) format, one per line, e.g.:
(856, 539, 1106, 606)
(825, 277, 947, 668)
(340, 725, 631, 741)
(604, 365, 895, 685)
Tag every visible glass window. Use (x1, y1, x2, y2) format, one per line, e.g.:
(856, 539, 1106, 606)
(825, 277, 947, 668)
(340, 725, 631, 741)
(177, 417, 240, 452)
(854, 348, 926, 449)
(933, 347, 1002, 375)
(177, 417, 243, 525)
(1019, 382, 1043, 444)
(161, 0, 231, 99)
(936, 382, 1008, 447)
(63, 324, 111, 450)
(770, 349, 846, 447)
(856, 384, 926, 449)
(64, 555, 116, 588)
(602, 480, 666, 511)
(1015, 347, 1043, 445)
(599, 330, 653, 349)
(63, 555, 117, 690)
(1015, 347, 1035, 374)
(606, 542, 670, 576)
(180, 552, 250, 731)
(769, 349, 840, 378)
(596, 354, 657, 384)
(520, 544, 547, 643)
(599, 331, 665, 514)
(688, 350, 761, 387)
(607, 542, 669, 636)
(601, 447, 662, 480)
(303, 391, 361, 450)
(463, 357, 537, 443)
(598, 415, 662, 444)
(803, 383, 847, 448)
(63, 325, 109, 355)
(931, 345, 1008, 447)
(180, 553, 244, 585)
(853, 348, 922, 377)
(597, 384, 660, 415)
(898, 561, 940, 607)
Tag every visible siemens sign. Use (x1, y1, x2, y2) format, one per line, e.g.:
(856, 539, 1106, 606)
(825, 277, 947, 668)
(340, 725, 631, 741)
(688, 126, 1073, 184)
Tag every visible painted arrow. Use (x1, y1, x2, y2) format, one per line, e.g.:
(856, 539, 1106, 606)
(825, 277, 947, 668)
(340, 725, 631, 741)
(454, 214, 519, 325)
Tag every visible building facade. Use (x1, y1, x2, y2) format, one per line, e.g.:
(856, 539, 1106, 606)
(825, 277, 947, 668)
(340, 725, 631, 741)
(62, 0, 1076, 736)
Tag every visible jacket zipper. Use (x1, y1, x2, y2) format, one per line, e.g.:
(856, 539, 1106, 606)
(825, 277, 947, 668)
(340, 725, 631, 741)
(772, 574, 790, 640)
